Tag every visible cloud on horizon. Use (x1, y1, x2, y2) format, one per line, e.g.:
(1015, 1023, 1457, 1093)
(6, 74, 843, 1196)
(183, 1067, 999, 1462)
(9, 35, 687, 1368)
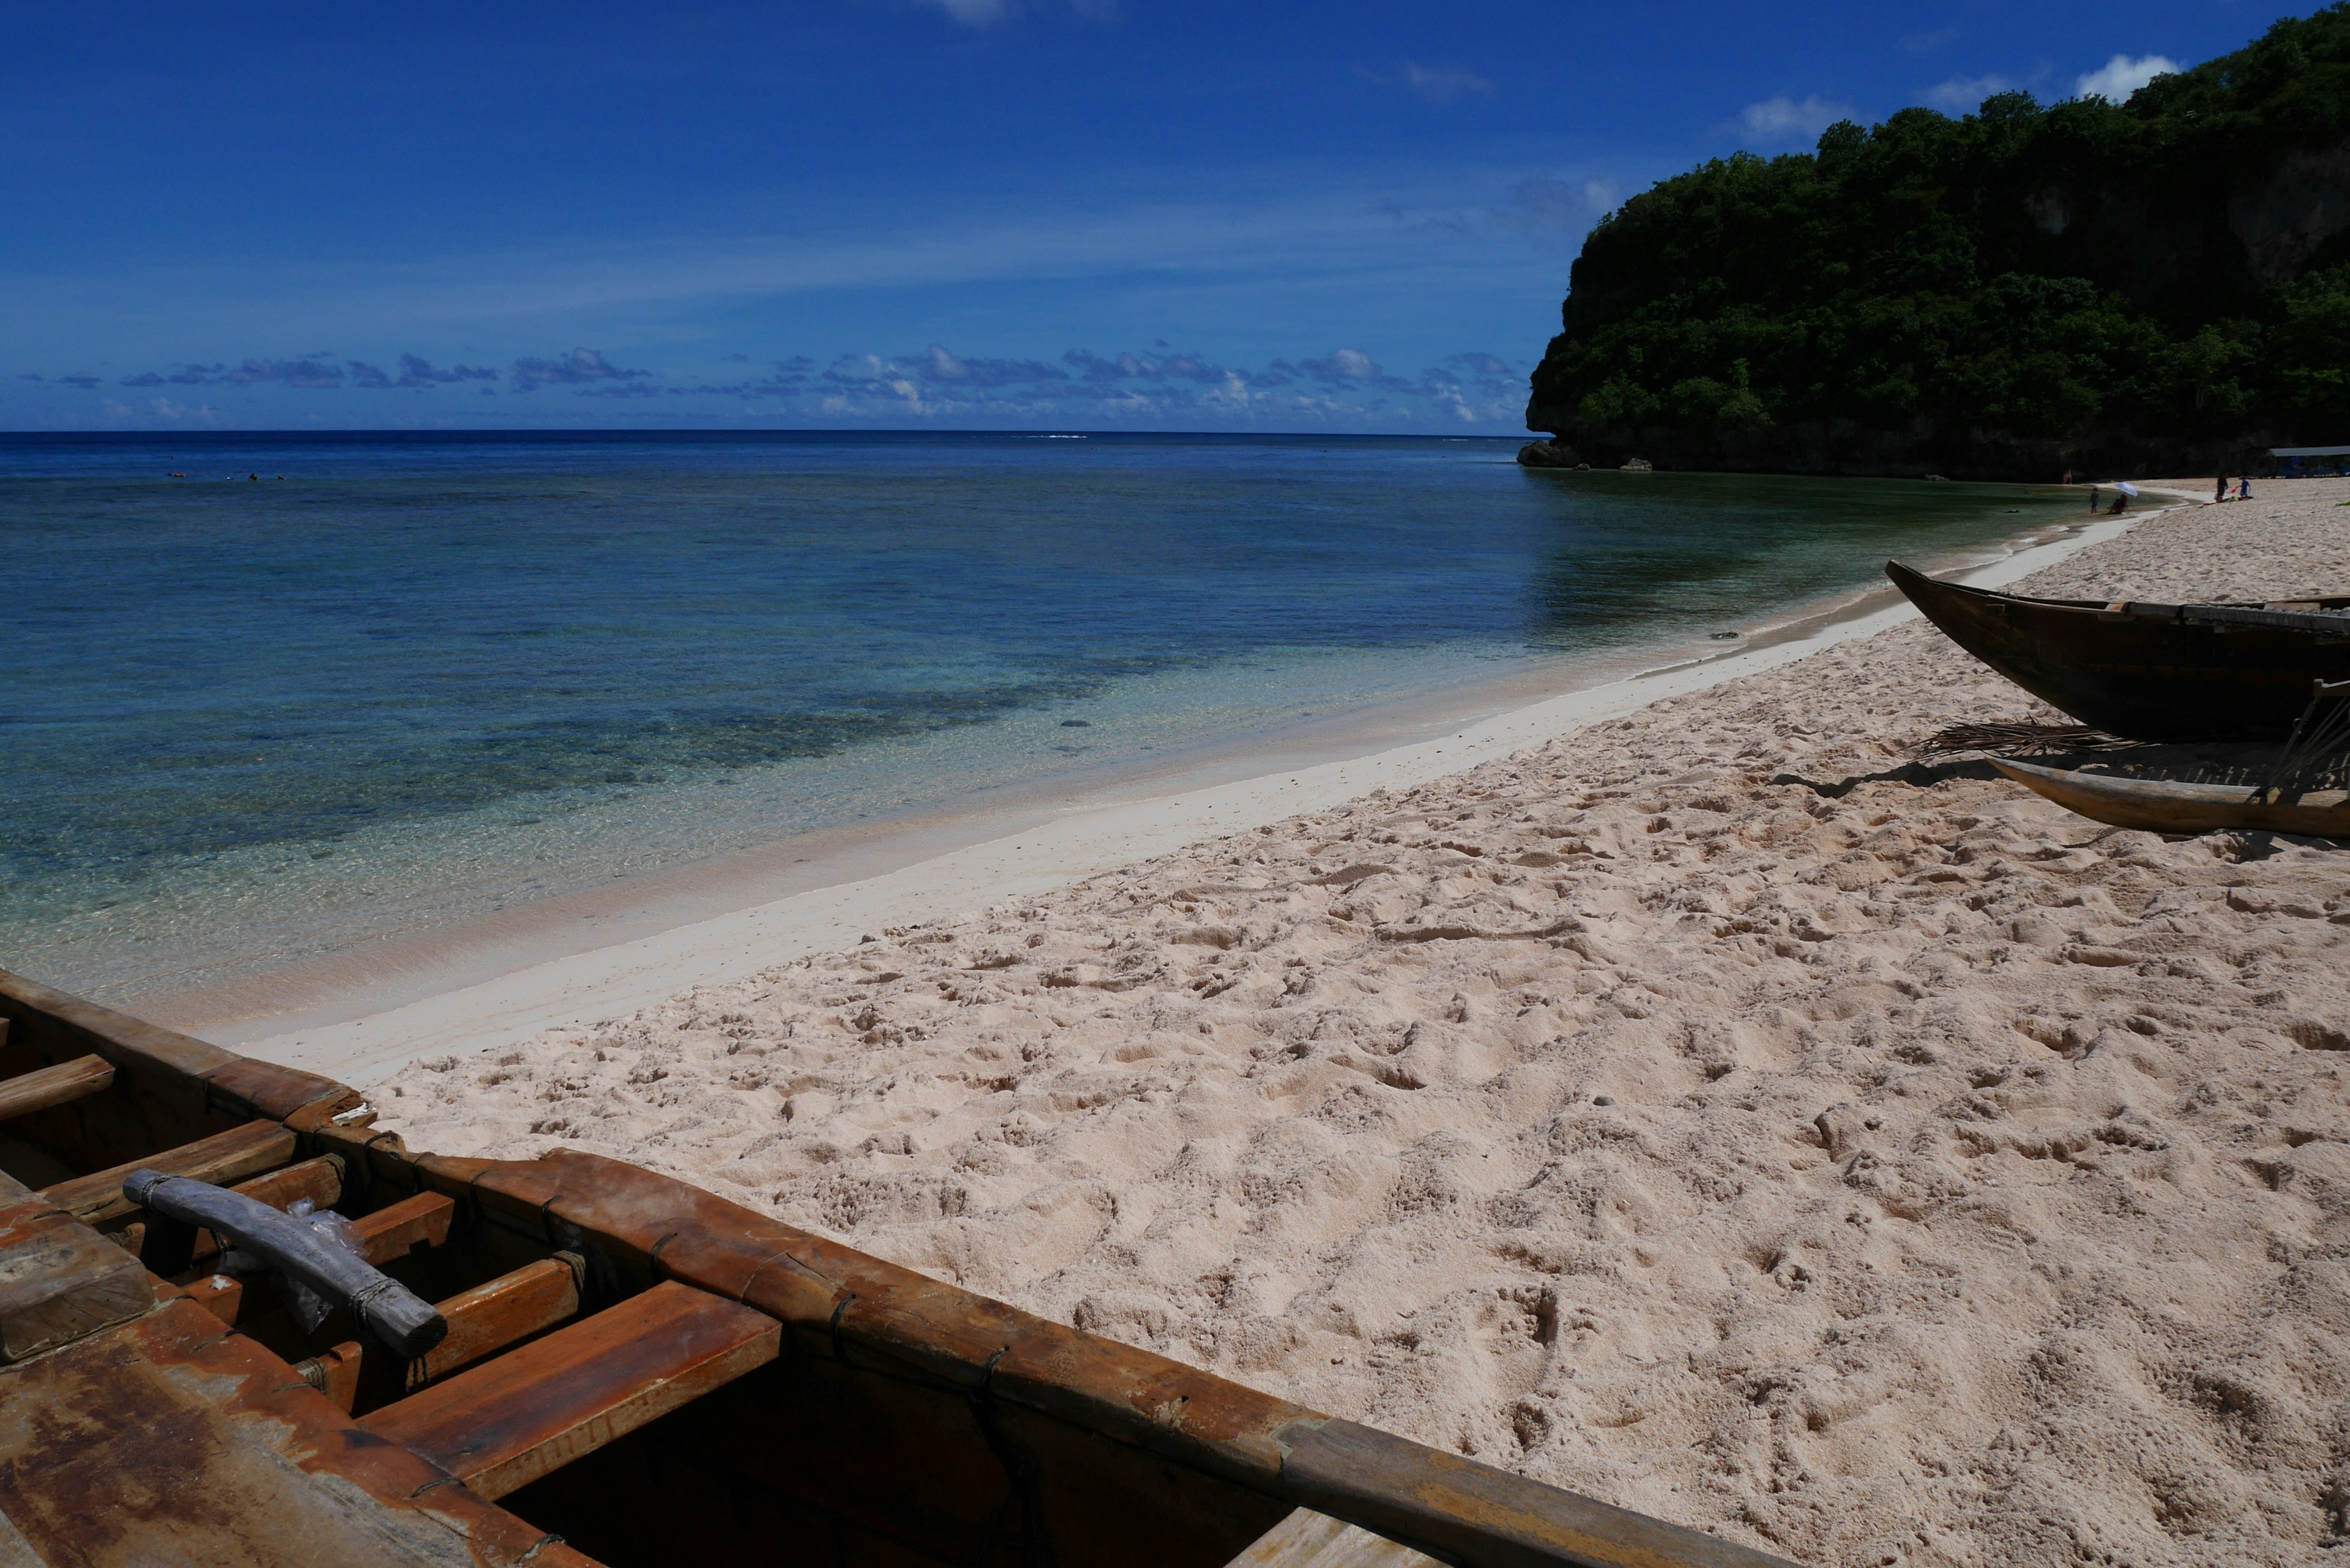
(510, 348, 651, 392)
(24, 340, 1532, 430)
(362, 354, 502, 389)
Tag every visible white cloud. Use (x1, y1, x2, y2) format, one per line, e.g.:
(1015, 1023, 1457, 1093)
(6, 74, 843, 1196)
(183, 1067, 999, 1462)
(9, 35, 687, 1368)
(1397, 60, 1494, 105)
(1925, 73, 2020, 113)
(1736, 94, 1852, 143)
(2075, 53, 2178, 102)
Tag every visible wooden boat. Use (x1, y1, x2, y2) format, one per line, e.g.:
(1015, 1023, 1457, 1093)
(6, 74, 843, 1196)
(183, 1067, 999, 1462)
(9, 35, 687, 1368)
(1990, 757, 2350, 837)
(0, 966, 1791, 1568)
(1885, 560, 2350, 741)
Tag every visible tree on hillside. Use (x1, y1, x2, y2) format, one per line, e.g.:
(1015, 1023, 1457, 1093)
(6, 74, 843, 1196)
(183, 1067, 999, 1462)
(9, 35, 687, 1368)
(1524, 4, 2350, 477)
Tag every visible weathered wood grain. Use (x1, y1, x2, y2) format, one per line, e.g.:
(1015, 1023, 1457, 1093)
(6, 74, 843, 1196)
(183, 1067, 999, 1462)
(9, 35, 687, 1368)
(351, 1190, 453, 1266)
(0, 1195, 153, 1362)
(409, 1255, 581, 1388)
(0, 1055, 112, 1123)
(359, 1280, 778, 1501)
(1228, 1509, 1441, 1567)
(43, 1119, 296, 1222)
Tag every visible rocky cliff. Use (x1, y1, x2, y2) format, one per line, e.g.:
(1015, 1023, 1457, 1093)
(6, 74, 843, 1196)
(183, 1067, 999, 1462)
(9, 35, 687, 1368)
(1524, 5, 2350, 479)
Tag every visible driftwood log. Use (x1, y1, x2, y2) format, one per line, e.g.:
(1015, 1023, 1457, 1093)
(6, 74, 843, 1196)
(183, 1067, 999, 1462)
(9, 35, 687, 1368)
(124, 1170, 447, 1357)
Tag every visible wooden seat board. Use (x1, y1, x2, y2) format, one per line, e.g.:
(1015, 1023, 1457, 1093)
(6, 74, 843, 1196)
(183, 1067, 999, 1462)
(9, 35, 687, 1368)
(352, 1189, 453, 1265)
(411, 1255, 581, 1387)
(359, 1280, 778, 1501)
(0, 1055, 113, 1123)
(42, 1118, 296, 1222)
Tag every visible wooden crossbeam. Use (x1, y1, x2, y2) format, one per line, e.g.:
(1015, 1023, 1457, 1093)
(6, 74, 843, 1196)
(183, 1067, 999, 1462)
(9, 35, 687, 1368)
(359, 1281, 778, 1500)
(0, 1055, 113, 1122)
(408, 1255, 581, 1388)
(42, 1119, 296, 1222)
(351, 1191, 454, 1266)
(297, 1256, 587, 1414)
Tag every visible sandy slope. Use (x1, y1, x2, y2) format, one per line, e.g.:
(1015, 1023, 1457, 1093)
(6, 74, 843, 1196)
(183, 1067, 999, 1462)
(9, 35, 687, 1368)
(383, 477, 2350, 1567)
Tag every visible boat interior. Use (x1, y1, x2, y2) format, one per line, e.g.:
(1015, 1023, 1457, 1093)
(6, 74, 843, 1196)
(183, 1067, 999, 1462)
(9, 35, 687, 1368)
(0, 966, 1785, 1568)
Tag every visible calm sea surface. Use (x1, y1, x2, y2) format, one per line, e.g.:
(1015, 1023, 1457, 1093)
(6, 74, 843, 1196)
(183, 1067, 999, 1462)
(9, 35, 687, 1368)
(1, 431, 2080, 1005)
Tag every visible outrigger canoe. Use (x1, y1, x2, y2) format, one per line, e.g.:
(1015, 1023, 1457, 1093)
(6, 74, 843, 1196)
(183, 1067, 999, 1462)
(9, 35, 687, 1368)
(1886, 560, 2350, 741)
(0, 966, 1792, 1568)
(1991, 758, 2350, 837)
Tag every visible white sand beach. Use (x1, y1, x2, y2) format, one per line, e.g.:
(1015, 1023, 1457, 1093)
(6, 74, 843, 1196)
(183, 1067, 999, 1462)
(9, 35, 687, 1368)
(376, 476, 2350, 1566)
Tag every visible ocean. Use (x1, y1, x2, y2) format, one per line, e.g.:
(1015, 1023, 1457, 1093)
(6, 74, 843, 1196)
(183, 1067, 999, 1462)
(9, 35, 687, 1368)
(1, 431, 2080, 1012)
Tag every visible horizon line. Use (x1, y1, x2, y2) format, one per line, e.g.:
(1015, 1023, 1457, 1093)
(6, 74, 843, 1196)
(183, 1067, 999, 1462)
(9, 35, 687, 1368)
(0, 427, 1531, 442)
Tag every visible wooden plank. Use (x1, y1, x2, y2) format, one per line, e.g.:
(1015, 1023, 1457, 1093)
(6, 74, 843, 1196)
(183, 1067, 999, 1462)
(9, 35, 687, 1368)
(0, 1296, 606, 1568)
(352, 1191, 454, 1266)
(1228, 1509, 1441, 1567)
(409, 1256, 581, 1388)
(360, 1280, 778, 1501)
(1280, 1418, 1800, 1568)
(42, 1119, 296, 1223)
(0, 1197, 155, 1362)
(0, 1055, 112, 1122)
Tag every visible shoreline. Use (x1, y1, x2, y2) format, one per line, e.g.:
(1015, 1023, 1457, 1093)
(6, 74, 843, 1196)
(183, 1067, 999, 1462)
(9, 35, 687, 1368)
(371, 474, 2349, 1565)
(220, 498, 2150, 1086)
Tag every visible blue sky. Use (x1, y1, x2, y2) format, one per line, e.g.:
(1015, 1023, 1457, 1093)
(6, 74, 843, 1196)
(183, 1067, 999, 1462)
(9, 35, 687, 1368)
(0, 1, 2308, 435)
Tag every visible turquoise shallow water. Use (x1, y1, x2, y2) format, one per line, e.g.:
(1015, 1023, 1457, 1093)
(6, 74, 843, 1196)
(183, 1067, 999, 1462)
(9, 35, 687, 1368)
(0, 431, 2080, 1004)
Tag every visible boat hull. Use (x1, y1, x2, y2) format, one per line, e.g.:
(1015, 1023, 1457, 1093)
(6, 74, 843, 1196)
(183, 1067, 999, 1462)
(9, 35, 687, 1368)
(1887, 561, 2350, 741)
(1991, 757, 2350, 837)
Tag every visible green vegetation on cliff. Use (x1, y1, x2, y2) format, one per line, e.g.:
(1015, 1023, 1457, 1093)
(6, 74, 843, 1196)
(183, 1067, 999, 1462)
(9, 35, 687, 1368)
(1525, 4, 2350, 477)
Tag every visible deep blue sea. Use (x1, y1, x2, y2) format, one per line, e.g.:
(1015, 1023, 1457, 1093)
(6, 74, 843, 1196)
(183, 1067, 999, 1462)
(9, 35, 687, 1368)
(0, 431, 2080, 1006)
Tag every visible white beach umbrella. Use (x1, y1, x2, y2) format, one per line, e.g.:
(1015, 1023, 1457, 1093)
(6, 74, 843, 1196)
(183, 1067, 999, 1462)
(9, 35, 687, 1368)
(2113, 482, 2141, 497)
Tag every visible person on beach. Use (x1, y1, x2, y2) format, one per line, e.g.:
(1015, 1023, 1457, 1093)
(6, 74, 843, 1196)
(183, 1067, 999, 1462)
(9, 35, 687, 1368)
(2088, 485, 2099, 512)
(2238, 476, 2253, 501)
(2217, 475, 2229, 502)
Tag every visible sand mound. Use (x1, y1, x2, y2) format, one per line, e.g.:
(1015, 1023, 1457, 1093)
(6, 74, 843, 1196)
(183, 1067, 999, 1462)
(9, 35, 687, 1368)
(384, 480, 2350, 1566)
